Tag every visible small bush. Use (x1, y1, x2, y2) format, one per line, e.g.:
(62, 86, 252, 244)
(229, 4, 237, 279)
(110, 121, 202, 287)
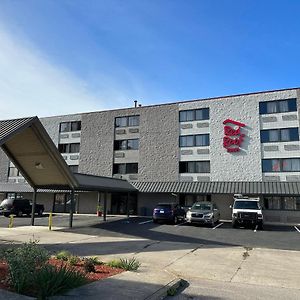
(34, 264, 88, 299)
(56, 250, 72, 261)
(107, 257, 140, 271)
(89, 256, 103, 265)
(2, 240, 49, 293)
(68, 255, 80, 266)
(83, 258, 96, 273)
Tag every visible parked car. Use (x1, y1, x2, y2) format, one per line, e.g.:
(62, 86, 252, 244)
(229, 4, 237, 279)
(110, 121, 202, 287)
(231, 195, 263, 229)
(186, 202, 220, 227)
(0, 198, 44, 217)
(152, 203, 186, 224)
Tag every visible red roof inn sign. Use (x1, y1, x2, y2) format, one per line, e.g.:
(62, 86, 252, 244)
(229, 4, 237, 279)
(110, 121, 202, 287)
(223, 119, 246, 152)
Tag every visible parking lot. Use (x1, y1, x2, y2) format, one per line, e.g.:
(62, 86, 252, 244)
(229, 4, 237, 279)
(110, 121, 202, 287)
(0, 214, 299, 251)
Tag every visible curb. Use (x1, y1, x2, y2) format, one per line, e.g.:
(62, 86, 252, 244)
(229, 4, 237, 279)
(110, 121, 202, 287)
(145, 278, 185, 300)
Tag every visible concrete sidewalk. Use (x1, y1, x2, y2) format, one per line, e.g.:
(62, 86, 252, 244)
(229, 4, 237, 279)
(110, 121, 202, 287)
(0, 226, 299, 299)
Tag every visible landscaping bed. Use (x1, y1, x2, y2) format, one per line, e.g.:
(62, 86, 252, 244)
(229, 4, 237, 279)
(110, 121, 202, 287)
(0, 242, 140, 299)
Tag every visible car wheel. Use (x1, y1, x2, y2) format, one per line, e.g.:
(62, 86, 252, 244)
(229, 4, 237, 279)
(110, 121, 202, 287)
(16, 211, 23, 217)
(232, 221, 237, 228)
(153, 219, 158, 224)
(173, 216, 178, 225)
(4, 213, 10, 218)
(38, 209, 43, 217)
(210, 220, 215, 227)
(258, 223, 264, 230)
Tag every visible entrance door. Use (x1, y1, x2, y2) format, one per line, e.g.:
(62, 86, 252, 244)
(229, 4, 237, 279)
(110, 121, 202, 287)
(111, 193, 137, 215)
(53, 193, 78, 213)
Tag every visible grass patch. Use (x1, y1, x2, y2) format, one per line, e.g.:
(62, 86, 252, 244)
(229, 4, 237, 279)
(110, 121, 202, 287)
(107, 258, 141, 271)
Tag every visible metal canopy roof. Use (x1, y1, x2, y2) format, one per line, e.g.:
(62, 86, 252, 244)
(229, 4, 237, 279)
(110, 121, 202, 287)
(0, 117, 136, 193)
(131, 181, 300, 195)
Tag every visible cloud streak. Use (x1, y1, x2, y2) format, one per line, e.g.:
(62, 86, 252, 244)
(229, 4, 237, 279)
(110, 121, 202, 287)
(0, 24, 117, 119)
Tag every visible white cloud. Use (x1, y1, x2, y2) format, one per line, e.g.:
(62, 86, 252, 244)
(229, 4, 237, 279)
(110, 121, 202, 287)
(0, 25, 113, 119)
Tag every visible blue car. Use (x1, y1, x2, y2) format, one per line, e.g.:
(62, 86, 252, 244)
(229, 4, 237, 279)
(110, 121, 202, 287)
(152, 203, 186, 224)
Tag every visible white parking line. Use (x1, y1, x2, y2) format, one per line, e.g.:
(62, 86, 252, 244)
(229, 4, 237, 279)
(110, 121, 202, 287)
(174, 221, 188, 227)
(212, 222, 223, 230)
(254, 225, 258, 232)
(294, 226, 300, 233)
(139, 220, 153, 225)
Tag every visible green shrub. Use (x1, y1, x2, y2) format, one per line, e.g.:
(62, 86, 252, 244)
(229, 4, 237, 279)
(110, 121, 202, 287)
(107, 257, 140, 271)
(89, 256, 103, 265)
(34, 264, 88, 299)
(56, 250, 72, 261)
(83, 258, 96, 273)
(68, 255, 80, 266)
(2, 240, 49, 293)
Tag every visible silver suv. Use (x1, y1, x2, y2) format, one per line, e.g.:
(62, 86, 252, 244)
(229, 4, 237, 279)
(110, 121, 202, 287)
(186, 202, 220, 227)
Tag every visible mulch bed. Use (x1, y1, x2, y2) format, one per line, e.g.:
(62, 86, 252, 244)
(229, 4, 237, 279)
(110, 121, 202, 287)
(0, 258, 124, 293)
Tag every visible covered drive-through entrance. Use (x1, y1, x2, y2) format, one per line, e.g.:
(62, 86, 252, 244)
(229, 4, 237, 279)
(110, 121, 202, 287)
(0, 117, 136, 227)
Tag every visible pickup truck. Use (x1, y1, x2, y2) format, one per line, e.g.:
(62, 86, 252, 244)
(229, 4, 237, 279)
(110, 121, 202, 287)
(0, 198, 44, 217)
(231, 195, 263, 229)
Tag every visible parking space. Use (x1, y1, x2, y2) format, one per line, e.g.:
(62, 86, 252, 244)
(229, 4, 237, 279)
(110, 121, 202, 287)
(0, 214, 299, 251)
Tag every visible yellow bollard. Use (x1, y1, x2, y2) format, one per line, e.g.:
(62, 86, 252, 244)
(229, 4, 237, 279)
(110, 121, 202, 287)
(8, 215, 14, 228)
(48, 212, 52, 231)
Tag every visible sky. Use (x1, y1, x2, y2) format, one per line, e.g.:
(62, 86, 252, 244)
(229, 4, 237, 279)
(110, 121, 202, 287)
(0, 0, 300, 119)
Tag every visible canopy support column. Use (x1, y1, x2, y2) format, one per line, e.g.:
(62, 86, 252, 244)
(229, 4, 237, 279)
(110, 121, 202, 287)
(103, 192, 107, 222)
(69, 189, 74, 228)
(31, 188, 37, 226)
(126, 192, 130, 218)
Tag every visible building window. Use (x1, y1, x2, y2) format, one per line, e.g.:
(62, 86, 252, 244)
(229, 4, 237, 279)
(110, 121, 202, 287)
(259, 99, 297, 114)
(59, 121, 81, 132)
(113, 163, 138, 174)
(264, 196, 300, 210)
(262, 158, 300, 172)
(115, 115, 139, 127)
(260, 128, 299, 143)
(114, 139, 139, 150)
(179, 108, 209, 122)
(179, 134, 210, 147)
(179, 161, 210, 173)
(8, 166, 21, 177)
(58, 143, 80, 153)
(69, 165, 79, 173)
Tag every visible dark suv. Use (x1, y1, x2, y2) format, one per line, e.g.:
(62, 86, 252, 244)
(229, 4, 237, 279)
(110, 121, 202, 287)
(0, 198, 44, 217)
(152, 203, 186, 224)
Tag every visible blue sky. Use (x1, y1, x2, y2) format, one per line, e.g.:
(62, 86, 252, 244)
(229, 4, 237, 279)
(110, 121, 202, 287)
(0, 0, 299, 118)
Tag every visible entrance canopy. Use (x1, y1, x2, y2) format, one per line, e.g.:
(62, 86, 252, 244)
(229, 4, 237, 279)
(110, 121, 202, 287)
(0, 116, 136, 193)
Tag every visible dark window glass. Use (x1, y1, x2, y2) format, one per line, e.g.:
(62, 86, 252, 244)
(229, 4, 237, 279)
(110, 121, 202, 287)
(58, 144, 68, 153)
(8, 167, 20, 177)
(179, 135, 194, 147)
(113, 164, 126, 174)
(179, 110, 194, 122)
(287, 99, 297, 112)
(70, 143, 80, 153)
(179, 161, 210, 173)
(260, 128, 299, 143)
(127, 139, 139, 150)
(128, 116, 139, 127)
(113, 163, 138, 174)
(59, 122, 70, 132)
(264, 197, 300, 210)
(195, 134, 209, 146)
(195, 161, 210, 173)
(195, 108, 209, 120)
(259, 99, 297, 114)
(260, 130, 270, 143)
(69, 165, 78, 173)
(126, 163, 138, 174)
(115, 117, 127, 127)
(282, 158, 300, 172)
(280, 128, 299, 142)
(114, 140, 127, 150)
(71, 121, 81, 131)
(262, 159, 281, 172)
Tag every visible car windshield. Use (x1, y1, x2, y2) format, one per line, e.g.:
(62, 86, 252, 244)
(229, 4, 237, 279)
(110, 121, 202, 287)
(234, 201, 259, 210)
(156, 204, 172, 209)
(0, 199, 13, 207)
(192, 203, 212, 210)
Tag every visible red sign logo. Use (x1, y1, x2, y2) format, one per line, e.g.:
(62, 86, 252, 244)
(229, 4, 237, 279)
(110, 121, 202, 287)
(223, 119, 245, 152)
